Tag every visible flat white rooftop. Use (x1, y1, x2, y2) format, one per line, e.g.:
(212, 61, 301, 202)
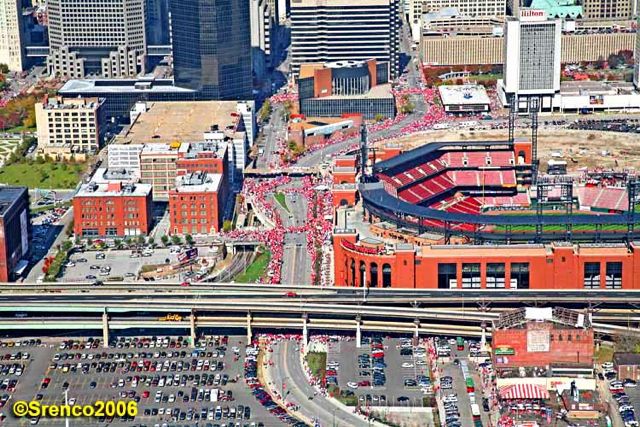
(438, 84, 491, 105)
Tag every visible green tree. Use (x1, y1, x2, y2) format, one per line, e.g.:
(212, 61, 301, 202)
(258, 99, 272, 122)
(160, 235, 169, 246)
(137, 235, 146, 245)
(114, 239, 123, 249)
(185, 234, 194, 245)
(148, 236, 155, 247)
(0, 63, 9, 74)
(74, 236, 81, 245)
(374, 113, 385, 122)
(61, 240, 73, 252)
(222, 220, 233, 232)
(171, 235, 182, 245)
(86, 238, 93, 247)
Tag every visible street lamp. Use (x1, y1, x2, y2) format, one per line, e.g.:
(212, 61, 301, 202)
(64, 389, 70, 427)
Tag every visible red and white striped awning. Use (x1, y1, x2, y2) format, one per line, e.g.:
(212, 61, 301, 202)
(499, 384, 549, 400)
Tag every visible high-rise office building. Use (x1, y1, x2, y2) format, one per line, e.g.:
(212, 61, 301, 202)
(581, 0, 634, 20)
(410, 0, 506, 27)
(499, 9, 561, 112)
(169, 0, 253, 100)
(47, 0, 146, 78)
(146, 0, 170, 45)
(290, 0, 400, 78)
(251, 0, 276, 78)
(0, 0, 26, 72)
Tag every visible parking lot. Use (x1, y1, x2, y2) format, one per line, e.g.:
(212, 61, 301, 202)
(435, 338, 492, 427)
(0, 336, 286, 426)
(326, 336, 432, 408)
(59, 248, 182, 282)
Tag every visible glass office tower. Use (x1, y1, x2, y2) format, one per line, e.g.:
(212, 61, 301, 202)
(169, 0, 253, 100)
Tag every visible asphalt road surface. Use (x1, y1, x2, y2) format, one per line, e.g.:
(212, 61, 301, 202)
(269, 340, 370, 427)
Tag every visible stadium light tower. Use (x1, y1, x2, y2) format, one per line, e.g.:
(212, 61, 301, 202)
(529, 96, 540, 184)
(359, 124, 369, 183)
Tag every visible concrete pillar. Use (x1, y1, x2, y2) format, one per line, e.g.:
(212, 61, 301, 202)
(246, 312, 252, 344)
(102, 310, 109, 348)
(355, 316, 362, 348)
(480, 321, 487, 351)
(190, 310, 197, 349)
(302, 313, 308, 347)
(413, 319, 420, 346)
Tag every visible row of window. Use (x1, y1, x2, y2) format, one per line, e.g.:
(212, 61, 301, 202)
(438, 263, 530, 289)
(584, 262, 622, 289)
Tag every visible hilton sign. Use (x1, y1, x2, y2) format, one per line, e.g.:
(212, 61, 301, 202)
(520, 8, 547, 21)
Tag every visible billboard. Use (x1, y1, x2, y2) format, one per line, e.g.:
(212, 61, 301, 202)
(527, 329, 550, 352)
(495, 346, 515, 356)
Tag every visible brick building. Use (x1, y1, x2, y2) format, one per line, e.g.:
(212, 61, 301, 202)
(613, 353, 640, 381)
(492, 307, 594, 368)
(168, 172, 225, 235)
(332, 155, 359, 208)
(176, 142, 228, 186)
(73, 170, 153, 238)
(0, 187, 31, 282)
(332, 236, 640, 289)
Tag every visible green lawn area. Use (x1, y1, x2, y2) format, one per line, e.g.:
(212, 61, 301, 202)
(2, 125, 36, 134)
(234, 249, 271, 283)
(595, 345, 615, 364)
(305, 352, 327, 380)
(0, 160, 86, 189)
(274, 192, 290, 213)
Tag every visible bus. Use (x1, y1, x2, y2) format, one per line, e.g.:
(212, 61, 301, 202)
(466, 378, 475, 393)
(471, 403, 482, 426)
(456, 337, 464, 351)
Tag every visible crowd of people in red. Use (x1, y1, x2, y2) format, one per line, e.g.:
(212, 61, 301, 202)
(223, 175, 333, 285)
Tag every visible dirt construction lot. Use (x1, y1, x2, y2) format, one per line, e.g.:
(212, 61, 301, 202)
(377, 128, 640, 172)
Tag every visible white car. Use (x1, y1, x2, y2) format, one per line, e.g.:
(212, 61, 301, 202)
(402, 363, 414, 368)
(347, 382, 359, 389)
(602, 362, 614, 370)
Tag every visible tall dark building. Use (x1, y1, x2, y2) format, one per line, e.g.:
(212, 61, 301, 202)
(169, 0, 253, 100)
(0, 187, 31, 282)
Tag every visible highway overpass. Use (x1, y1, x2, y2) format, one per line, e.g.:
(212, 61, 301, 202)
(1, 284, 640, 346)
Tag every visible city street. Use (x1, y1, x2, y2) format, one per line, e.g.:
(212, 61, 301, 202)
(267, 339, 371, 427)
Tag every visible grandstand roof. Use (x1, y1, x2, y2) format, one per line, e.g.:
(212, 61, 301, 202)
(373, 140, 514, 172)
(360, 181, 640, 226)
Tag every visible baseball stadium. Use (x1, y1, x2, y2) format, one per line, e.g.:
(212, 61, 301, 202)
(331, 122, 640, 289)
(361, 139, 640, 244)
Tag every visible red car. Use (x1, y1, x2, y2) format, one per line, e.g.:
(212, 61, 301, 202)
(180, 281, 190, 287)
(358, 380, 371, 387)
(142, 390, 149, 398)
(284, 292, 298, 298)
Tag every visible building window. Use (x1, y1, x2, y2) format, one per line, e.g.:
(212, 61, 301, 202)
(359, 261, 366, 288)
(105, 228, 118, 236)
(382, 264, 392, 288)
(605, 262, 622, 289)
(511, 263, 530, 289)
(583, 262, 600, 289)
(370, 262, 378, 288)
(486, 263, 505, 288)
(438, 263, 457, 289)
(461, 263, 481, 288)
(82, 228, 98, 237)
